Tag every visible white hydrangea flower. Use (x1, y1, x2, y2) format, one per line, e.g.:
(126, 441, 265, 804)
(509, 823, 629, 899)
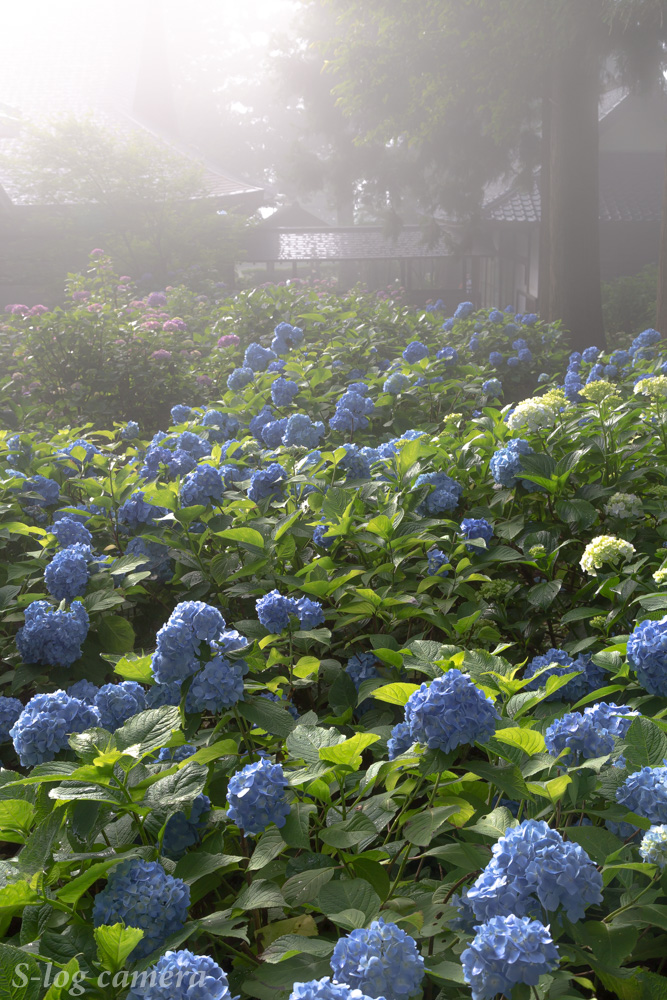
(654, 567, 667, 586)
(604, 492, 642, 519)
(507, 397, 558, 434)
(639, 825, 667, 867)
(580, 535, 636, 575)
(634, 375, 667, 398)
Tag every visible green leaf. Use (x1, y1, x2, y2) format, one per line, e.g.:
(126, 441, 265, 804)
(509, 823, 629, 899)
(280, 803, 315, 850)
(249, 827, 288, 870)
(144, 763, 208, 808)
(174, 852, 243, 884)
(564, 825, 622, 865)
(466, 806, 516, 839)
(493, 727, 546, 756)
(216, 527, 265, 548)
(114, 653, 154, 684)
(234, 879, 284, 910)
(623, 717, 667, 768)
(370, 682, 419, 707)
(42, 958, 81, 1000)
(404, 805, 459, 846)
(239, 698, 297, 738)
(527, 579, 562, 609)
(141, 487, 177, 510)
(57, 857, 127, 905)
(114, 706, 182, 757)
(317, 879, 380, 923)
(97, 615, 136, 653)
(261, 935, 334, 964)
(574, 921, 638, 967)
(465, 761, 533, 803)
(282, 866, 335, 907)
(319, 733, 380, 769)
(0, 882, 40, 913)
(286, 726, 344, 764)
(0, 943, 41, 1000)
(318, 813, 378, 849)
(94, 923, 145, 972)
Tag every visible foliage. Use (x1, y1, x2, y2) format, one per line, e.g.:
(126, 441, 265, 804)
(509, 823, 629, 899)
(603, 263, 658, 340)
(2, 261, 667, 998)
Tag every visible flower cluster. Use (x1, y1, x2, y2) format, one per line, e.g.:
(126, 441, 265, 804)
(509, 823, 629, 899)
(256, 590, 324, 632)
(92, 859, 190, 959)
(127, 949, 232, 1000)
(162, 795, 212, 859)
(330, 390, 375, 434)
(482, 378, 502, 396)
(48, 516, 92, 549)
(460, 518, 493, 550)
(489, 438, 534, 488)
(545, 711, 614, 763)
(16, 600, 89, 667)
(151, 601, 227, 684)
(404, 670, 499, 752)
(506, 396, 557, 434)
(466, 819, 602, 922)
(245, 342, 277, 372)
(0, 697, 23, 743)
(94, 681, 146, 731)
(44, 543, 93, 601)
(604, 492, 642, 519)
(180, 465, 225, 507)
(627, 616, 667, 696)
(426, 548, 449, 576)
(226, 757, 290, 835)
(345, 652, 379, 689)
(272, 322, 304, 354)
(523, 648, 604, 702)
(10, 691, 100, 766)
(639, 825, 667, 868)
(330, 919, 424, 1000)
(580, 535, 636, 574)
(283, 413, 325, 448)
(248, 463, 287, 503)
(271, 377, 299, 407)
(118, 491, 167, 529)
(617, 765, 667, 823)
(461, 915, 559, 1000)
(185, 655, 247, 713)
(402, 341, 428, 364)
(414, 471, 463, 514)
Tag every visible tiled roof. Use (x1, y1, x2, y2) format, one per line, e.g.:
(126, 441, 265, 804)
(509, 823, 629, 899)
(483, 151, 664, 224)
(0, 0, 262, 207)
(245, 225, 462, 261)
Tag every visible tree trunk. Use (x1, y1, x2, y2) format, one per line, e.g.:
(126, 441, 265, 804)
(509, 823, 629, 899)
(656, 138, 667, 335)
(538, 72, 552, 319)
(548, 0, 605, 349)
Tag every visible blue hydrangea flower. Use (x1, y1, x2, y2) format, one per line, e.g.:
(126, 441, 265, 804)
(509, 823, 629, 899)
(22, 474, 60, 505)
(414, 471, 463, 514)
(402, 341, 428, 363)
(227, 366, 254, 391)
(201, 410, 239, 443)
(147, 681, 182, 709)
(507, 356, 520, 368)
(249, 406, 274, 441)
(630, 328, 661, 355)
(120, 420, 140, 440)
(330, 918, 424, 1000)
(92, 859, 190, 960)
(482, 378, 502, 396)
(179, 464, 224, 507)
(158, 744, 197, 763)
(383, 373, 409, 394)
(260, 417, 288, 448)
(48, 517, 93, 549)
(330, 391, 375, 434)
(185, 656, 246, 713)
(523, 648, 605, 702)
(427, 548, 449, 576)
(460, 518, 494, 550)
(289, 979, 377, 1000)
(346, 652, 379, 690)
(10, 691, 100, 766)
(256, 590, 298, 632)
(151, 601, 226, 685)
(271, 377, 299, 407)
(338, 444, 371, 481)
(16, 600, 89, 667)
(248, 463, 287, 503)
(488, 352, 503, 367)
(454, 302, 474, 319)
(272, 321, 304, 354)
(226, 757, 290, 835)
(617, 766, 667, 823)
(162, 795, 211, 859)
(244, 342, 277, 372)
(118, 491, 167, 529)
(295, 596, 325, 629)
(171, 404, 192, 424)
(489, 438, 534, 488)
(44, 543, 93, 602)
(442, 318, 455, 332)
(283, 413, 325, 448)
(388, 721, 413, 760)
(518, 348, 532, 362)
(466, 819, 602, 922)
(488, 310, 504, 324)
(212, 629, 250, 655)
(436, 346, 458, 364)
(582, 346, 600, 363)
(66, 679, 99, 704)
(127, 949, 232, 1000)
(140, 444, 196, 480)
(313, 522, 334, 548)
(627, 616, 667, 697)
(610, 349, 632, 366)
(0, 697, 23, 743)
(583, 702, 639, 738)
(125, 536, 172, 582)
(404, 670, 499, 752)
(545, 711, 614, 763)
(639, 825, 667, 867)
(174, 432, 211, 460)
(94, 681, 147, 731)
(462, 915, 559, 1000)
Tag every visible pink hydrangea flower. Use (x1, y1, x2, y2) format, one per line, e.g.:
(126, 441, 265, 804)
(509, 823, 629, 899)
(151, 349, 172, 360)
(196, 375, 212, 386)
(217, 334, 240, 348)
(29, 305, 48, 315)
(89, 249, 104, 258)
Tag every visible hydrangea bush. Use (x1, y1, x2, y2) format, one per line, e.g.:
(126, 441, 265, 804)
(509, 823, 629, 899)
(2, 266, 667, 998)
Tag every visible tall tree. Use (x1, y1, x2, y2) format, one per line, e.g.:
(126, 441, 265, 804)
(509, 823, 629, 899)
(314, 0, 612, 347)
